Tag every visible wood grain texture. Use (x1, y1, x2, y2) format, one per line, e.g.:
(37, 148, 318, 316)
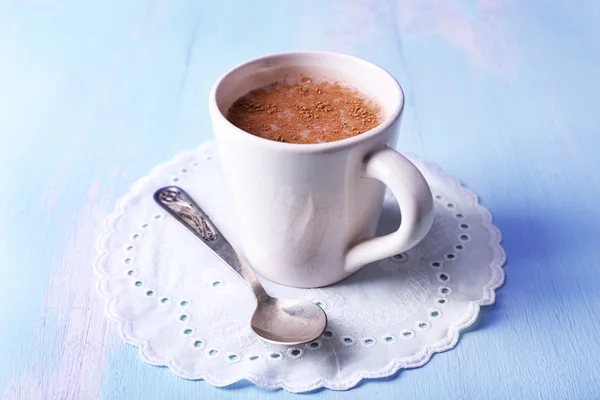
(0, 0, 599, 399)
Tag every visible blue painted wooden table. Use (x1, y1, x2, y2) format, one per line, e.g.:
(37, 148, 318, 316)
(1, 0, 599, 398)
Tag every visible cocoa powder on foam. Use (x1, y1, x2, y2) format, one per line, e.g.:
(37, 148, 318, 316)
(226, 77, 383, 144)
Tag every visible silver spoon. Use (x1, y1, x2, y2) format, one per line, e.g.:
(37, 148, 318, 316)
(154, 186, 327, 346)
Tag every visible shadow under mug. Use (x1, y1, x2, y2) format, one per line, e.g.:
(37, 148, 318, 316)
(209, 50, 433, 288)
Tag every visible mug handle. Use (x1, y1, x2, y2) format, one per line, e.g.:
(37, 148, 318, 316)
(344, 146, 434, 273)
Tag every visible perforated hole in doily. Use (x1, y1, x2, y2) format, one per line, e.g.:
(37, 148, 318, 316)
(429, 309, 441, 319)
(145, 290, 155, 297)
(160, 297, 170, 304)
(361, 337, 376, 348)
(287, 348, 303, 359)
(437, 273, 450, 282)
(179, 314, 188, 322)
(416, 321, 429, 331)
(306, 340, 322, 350)
(134, 281, 143, 287)
(322, 330, 335, 339)
(270, 352, 283, 360)
(193, 340, 204, 350)
(207, 349, 219, 358)
(392, 253, 406, 262)
(341, 336, 355, 346)
(126, 269, 136, 277)
(401, 330, 414, 339)
(180, 300, 189, 307)
(226, 353, 241, 363)
(383, 335, 396, 343)
(439, 287, 452, 296)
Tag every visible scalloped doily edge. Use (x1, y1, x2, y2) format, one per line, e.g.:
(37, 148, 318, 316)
(93, 141, 506, 393)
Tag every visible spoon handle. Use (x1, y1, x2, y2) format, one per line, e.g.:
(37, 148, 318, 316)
(154, 186, 267, 299)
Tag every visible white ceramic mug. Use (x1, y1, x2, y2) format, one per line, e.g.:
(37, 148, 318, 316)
(209, 51, 433, 288)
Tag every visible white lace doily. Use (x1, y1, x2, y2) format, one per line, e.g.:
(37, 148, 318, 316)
(95, 141, 505, 392)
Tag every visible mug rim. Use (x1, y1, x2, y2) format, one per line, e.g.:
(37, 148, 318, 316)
(209, 50, 404, 153)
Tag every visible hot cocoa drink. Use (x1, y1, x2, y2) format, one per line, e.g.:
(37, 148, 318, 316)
(226, 77, 383, 144)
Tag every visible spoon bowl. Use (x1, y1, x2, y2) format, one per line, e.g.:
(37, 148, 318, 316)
(251, 298, 327, 345)
(154, 186, 328, 345)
